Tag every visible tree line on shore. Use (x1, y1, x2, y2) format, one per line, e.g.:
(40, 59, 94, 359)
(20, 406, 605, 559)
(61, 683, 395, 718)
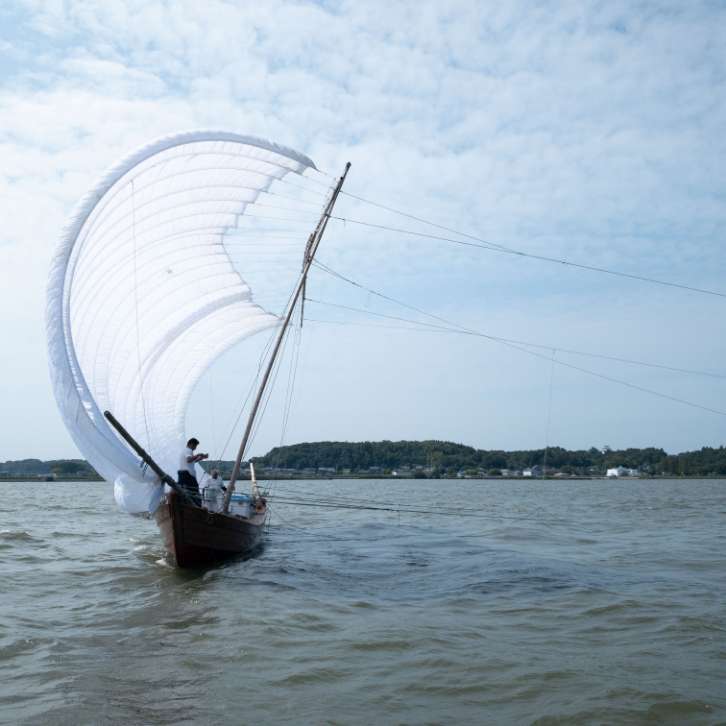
(4, 440, 726, 479)
(255, 440, 726, 477)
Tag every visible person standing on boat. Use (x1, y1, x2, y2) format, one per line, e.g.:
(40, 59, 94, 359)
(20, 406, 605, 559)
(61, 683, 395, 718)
(202, 468, 226, 512)
(178, 437, 207, 504)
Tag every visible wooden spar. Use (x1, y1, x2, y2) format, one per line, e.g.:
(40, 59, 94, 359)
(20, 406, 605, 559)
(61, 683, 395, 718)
(299, 232, 315, 327)
(222, 162, 351, 512)
(103, 410, 190, 500)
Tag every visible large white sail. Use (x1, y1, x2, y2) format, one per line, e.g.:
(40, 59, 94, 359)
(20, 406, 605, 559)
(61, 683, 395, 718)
(46, 131, 318, 512)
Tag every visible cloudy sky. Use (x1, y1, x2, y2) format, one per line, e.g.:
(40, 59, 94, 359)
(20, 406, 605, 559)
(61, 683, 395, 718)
(2, 0, 725, 461)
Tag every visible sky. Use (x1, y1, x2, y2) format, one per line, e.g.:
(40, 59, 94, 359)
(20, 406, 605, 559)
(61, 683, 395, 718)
(1, 0, 726, 461)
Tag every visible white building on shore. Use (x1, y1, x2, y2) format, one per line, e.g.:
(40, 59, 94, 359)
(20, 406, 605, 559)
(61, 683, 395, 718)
(606, 466, 640, 477)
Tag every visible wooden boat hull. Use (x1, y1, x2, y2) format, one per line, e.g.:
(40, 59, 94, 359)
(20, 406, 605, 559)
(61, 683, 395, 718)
(155, 492, 266, 568)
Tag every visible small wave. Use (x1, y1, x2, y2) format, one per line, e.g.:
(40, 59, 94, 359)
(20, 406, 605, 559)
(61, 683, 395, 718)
(462, 573, 577, 596)
(646, 700, 714, 719)
(48, 531, 81, 539)
(0, 529, 37, 542)
(273, 667, 348, 686)
(349, 638, 414, 652)
(666, 615, 726, 634)
(286, 612, 338, 632)
(0, 637, 49, 659)
(584, 599, 644, 616)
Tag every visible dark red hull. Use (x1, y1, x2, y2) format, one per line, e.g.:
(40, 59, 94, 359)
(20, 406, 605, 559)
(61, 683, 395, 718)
(155, 492, 266, 568)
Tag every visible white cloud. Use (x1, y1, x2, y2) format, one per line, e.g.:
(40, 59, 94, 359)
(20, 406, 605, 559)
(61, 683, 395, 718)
(2, 0, 726, 460)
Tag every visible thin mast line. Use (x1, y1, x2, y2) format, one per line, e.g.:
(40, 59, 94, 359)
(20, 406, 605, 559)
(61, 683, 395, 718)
(303, 299, 726, 417)
(339, 189, 511, 252)
(306, 309, 726, 380)
(327, 215, 726, 300)
(246, 325, 294, 455)
(309, 262, 726, 379)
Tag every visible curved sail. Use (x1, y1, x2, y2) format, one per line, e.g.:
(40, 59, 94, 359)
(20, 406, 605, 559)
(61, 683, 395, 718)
(46, 131, 318, 508)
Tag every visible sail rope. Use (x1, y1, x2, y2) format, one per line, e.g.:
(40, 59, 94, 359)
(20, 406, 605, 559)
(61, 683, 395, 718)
(339, 189, 512, 252)
(215, 323, 279, 464)
(280, 323, 303, 445)
(247, 324, 295, 454)
(245, 262, 312, 458)
(266, 486, 489, 515)
(251, 200, 334, 214)
(305, 278, 726, 379)
(303, 265, 726, 417)
(245, 212, 320, 225)
(213, 250, 305, 466)
(266, 495, 581, 527)
(306, 299, 726, 417)
(309, 259, 726, 379)
(267, 482, 570, 518)
(305, 312, 726, 380)
(276, 174, 331, 196)
(326, 214, 726, 300)
(268, 496, 492, 517)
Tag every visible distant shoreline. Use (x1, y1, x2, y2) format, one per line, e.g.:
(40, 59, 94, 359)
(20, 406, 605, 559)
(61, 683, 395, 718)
(4, 439, 726, 480)
(2, 474, 724, 483)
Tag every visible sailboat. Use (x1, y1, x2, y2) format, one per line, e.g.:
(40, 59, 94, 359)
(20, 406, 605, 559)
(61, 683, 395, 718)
(46, 131, 349, 567)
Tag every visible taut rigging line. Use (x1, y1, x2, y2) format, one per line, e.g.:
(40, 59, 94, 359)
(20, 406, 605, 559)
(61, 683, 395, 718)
(268, 496, 491, 518)
(310, 261, 725, 380)
(327, 212, 726, 300)
(306, 265, 726, 417)
(267, 495, 581, 528)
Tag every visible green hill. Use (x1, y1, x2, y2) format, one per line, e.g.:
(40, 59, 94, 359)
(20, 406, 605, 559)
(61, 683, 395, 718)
(251, 441, 726, 477)
(5, 441, 726, 480)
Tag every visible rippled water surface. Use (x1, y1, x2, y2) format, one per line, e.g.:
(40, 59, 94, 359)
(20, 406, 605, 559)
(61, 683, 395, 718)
(1, 478, 725, 724)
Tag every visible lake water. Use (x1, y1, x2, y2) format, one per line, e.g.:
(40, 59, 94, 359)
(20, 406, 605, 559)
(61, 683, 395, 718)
(1, 478, 724, 724)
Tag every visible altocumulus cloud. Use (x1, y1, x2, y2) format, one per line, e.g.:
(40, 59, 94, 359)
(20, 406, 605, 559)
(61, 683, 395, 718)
(1, 0, 725, 459)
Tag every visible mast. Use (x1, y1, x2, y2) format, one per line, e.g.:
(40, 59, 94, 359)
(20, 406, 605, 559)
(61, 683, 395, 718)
(222, 162, 351, 512)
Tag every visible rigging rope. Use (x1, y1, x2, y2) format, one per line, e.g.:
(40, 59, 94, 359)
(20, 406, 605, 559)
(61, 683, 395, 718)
(306, 316, 726, 380)
(268, 496, 492, 518)
(277, 174, 331, 197)
(340, 189, 512, 252)
(309, 262, 726, 379)
(307, 297, 726, 416)
(215, 236, 309, 464)
(327, 214, 726, 300)
(280, 323, 303, 445)
(268, 494, 590, 528)
(246, 304, 299, 456)
(304, 266, 726, 417)
(216, 323, 279, 463)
